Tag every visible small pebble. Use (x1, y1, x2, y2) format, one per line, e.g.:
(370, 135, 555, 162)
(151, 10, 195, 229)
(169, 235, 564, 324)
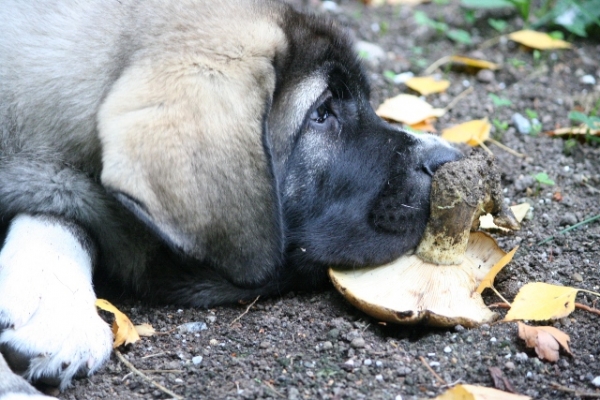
(560, 212, 578, 226)
(580, 74, 596, 85)
(592, 376, 600, 387)
(364, 359, 372, 366)
(322, 1, 338, 12)
(429, 361, 440, 367)
(512, 113, 532, 134)
(514, 176, 535, 192)
(209, 338, 219, 346)
(259, 341, 270, 349)
(505, 361, 516, 369)
(375, 360, 384, 368)
(328, 329, 340, 340)
(192, 356, 203, 365)
(572, 272, 583, 282)
(476, 69, 495, 83)
(375, 374, 384, 382)
(351, 337, 366, 348)
(355, 41, 386, 67)
(454, 325, 465, 332)
(178, 322, 208, 333)
(443, 346, 452, 353)
(321, 341, 333, 351)
(515, 353, 529, 361)
(205, 315, 217, 324)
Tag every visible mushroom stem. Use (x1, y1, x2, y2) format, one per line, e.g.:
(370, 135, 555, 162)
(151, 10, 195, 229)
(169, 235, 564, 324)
(416, 150, 519, 265)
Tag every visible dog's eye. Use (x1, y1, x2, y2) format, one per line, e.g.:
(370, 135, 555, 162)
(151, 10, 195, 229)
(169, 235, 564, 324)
(310, 104, 330, 124)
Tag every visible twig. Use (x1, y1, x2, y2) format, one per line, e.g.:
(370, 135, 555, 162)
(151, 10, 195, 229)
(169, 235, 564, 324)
(488, 302, 510, 309)
(114, 349, 183, 399)
(489, 286, 511, 306)
(537, 213, 600, 245)
(444, 86, 474, 112)
(477, 35, 505, 51)
(423, 55, 453, 76)
(575, 303, 600, 316)
(487, 138, 526, 158)
(550, 382, 600, 398)
(141, 352, 165, 359)
(419, 356, 447, 386)
(140, 369, 184, 374)
(264, 381, 286, 398)
(229, 295, 260, 326)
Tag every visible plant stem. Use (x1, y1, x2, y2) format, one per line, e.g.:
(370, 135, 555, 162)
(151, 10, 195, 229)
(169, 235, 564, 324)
(537, 213, 600, 245)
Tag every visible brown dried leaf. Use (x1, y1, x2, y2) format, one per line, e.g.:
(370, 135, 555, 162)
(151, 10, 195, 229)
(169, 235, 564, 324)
(488, 366, 516, 393)
(517, 322, 571, 362)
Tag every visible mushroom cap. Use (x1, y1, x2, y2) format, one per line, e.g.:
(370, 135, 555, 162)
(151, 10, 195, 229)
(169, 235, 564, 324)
(329, 232, 505, 327)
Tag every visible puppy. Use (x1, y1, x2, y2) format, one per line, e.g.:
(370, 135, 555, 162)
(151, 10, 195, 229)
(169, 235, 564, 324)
(0, 0, 461, 393)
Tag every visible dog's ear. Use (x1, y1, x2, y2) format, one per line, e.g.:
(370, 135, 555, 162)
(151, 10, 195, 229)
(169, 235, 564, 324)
(98, 47, 284, 287)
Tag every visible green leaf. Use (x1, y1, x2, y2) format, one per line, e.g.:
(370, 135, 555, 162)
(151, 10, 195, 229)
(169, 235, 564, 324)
(446, 29, 472, 44)
(488, 18, 508, 32)
(461, 0, 514, 8)
(534, 172, 555, 186)
(525, 108, 538, 120)
(569, 110, 591, 124)
(383, 70, 397, 81)
(488, 93, 512, 107)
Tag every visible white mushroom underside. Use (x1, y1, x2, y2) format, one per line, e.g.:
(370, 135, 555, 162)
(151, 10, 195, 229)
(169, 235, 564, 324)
(330, 232, 506, 327)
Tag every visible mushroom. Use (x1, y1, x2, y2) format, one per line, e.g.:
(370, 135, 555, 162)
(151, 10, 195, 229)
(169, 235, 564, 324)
(329, 150, 520, 327)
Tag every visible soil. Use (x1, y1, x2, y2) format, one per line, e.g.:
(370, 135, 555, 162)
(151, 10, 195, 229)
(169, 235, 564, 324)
(60, 1, 600, 399)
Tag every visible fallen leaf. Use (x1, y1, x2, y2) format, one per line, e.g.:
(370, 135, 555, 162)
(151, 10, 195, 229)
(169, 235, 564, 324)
(441, 118, 490, 146)
(409, 117, 437, 132)
(449, 55, 500, 70)
(95, 299, 141, 348)
(517, 322, 572, 362)
(476, 246, 518, 294)
(135, 323, 156, 337)
(508, 30, 572, 50)
(434, 384, 531, 399)
(405, 76, 451, 95)
(504, 282, 578, 321)
(488, 366, 516, 393)
(546, 126, 600, 137)
(376, 94, 445, 125)
(480, 203, 530, 231)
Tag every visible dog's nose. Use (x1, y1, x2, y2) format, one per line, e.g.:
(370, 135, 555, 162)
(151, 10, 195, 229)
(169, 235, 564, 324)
(421, 140, 463, 177)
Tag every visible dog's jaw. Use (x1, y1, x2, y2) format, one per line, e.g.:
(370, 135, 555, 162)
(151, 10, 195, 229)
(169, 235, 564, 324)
(0, 215, 112, 390)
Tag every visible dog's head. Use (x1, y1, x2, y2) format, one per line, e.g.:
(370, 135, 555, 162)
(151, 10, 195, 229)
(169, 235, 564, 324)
(97, 2, 461, 289)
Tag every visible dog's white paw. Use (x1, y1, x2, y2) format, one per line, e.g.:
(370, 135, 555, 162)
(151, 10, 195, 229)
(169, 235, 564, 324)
(0, 215, 112, 390)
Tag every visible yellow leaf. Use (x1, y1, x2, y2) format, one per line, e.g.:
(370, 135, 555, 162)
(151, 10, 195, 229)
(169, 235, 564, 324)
(480, 203, 530, 231)
(435, 384, 531, 399)
(547, 126, 600, 137)
(405, 76, 450, 95)
(135, 323, 156, 337)
(508, 30, 572, 50)
(409, 118, 437, 132)
(441, 118, 490, 146)
(517, 322, 571, 362)
(95, 299, 141, 348)
(476, 246, 518, 294)
(504, 283, 578, 321)
(376, 94, 446, 125)
(449, 56, 500, 70)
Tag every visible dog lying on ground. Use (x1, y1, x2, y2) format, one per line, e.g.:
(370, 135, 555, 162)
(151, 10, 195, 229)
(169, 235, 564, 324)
(0, 0, 461, 395)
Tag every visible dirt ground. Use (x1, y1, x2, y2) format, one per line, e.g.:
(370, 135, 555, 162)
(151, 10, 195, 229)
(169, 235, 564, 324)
(60, 1, 600, 399)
